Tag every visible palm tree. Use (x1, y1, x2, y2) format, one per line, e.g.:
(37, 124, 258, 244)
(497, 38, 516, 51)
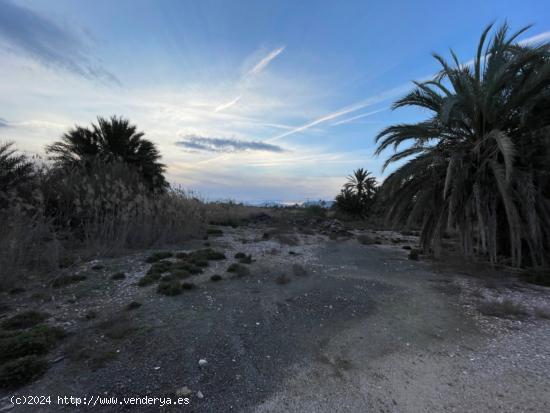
(46, 116, 167, 191)
(335, 168, 378, 216)
(344, 168, 377, 202)
(376, 23, 550, 267)
(0, 142, 34, 195)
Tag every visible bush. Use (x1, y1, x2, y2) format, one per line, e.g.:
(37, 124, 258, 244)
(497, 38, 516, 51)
(2, 311, 49, 330)
(227, 263, 250, 277)
(0, 356, 48, 388)
(52, 274, 86, 288)
(157, 280, 182, 296)
(181, 282, 195, 290)
(0, 325, 65, 363)
(235, 252, 252, 264)
(111, 272, 125, 280)
(126, 301, 142, 310)
(275, 274, 291, 285)
(210, 274, 223, 282)
(207, 228, 223, 236)
(145, 251, 173, 263)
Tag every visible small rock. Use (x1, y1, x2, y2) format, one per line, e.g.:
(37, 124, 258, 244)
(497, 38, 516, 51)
(175, 386, 192, 397)
(198, 359, 208, 367)
(197, 391, 204, 399)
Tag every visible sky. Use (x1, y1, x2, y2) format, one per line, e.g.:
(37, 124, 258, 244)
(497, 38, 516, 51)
(1, 0, 550, 203)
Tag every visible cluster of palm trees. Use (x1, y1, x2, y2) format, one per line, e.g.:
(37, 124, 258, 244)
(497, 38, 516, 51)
(376, 23, 550, 267)
(334, 168, 378, 217)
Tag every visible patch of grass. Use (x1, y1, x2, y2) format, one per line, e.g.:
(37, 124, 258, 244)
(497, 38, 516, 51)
(52, 274, 87, 288)
(126, 301, 142, 310)
(227, 263, 250, 277)
(207, 228, 224, 236)
(292, 264, 307, 277)
(408, 249, 420, 260)
(145, 251, 173, 263)
(157, 280, 182, 296)
(2, 311, 49, 330)
(181, 282, 196, 290)
(210, 274, 223, 282)
(0, 325, 66, 363)
(111, 272, 126, 280)
(0, 356, 48, 388)
(478, 299, 528, 319)
(275, 274, 291, 285)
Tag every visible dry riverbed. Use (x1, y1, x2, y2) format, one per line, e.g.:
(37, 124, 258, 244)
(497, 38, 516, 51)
(0, 222, 549, 412)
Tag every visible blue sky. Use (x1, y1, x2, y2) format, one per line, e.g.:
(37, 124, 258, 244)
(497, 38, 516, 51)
(1, 0, 549, 202)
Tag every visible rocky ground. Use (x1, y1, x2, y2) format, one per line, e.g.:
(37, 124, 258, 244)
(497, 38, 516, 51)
(0, 219, 549, 412)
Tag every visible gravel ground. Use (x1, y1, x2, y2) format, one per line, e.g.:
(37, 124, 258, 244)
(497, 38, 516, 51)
(1, 224, 549, 412)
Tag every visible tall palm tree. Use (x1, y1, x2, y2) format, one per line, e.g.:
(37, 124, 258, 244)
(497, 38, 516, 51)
(46, 116, 167, 191)
(344, 168, 377, 202)
(376, 23, 550, 267)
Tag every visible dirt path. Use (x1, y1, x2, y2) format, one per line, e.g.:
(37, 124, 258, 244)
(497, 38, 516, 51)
(1, 226, 549, 412)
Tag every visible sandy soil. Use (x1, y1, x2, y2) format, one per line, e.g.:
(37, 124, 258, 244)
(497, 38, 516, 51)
(0, 224, 549, 412)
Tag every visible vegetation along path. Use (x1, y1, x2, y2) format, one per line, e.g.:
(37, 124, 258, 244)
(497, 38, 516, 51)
(1, 224, 548, 412)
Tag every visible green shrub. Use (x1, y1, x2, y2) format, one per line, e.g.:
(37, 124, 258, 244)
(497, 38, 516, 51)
(0, 325, 66, 363)
(91, 264, 104, 271)
(126, 301, 142, 310)
(0, 356, 48, 388)
(52, 274, 87, 288)
(148, 260, 173, 275)
(157, 280, 182, 296)
(2, 311, 49, 330)
(137, 272, 161, 286)
(181, 282, 195, 290)
(210, 274, 222, 282)
(145, 251, 173, 263)
(111, 272, 125, 280)
(227, 263, 250, 277)
(207, 228, 223, 236)
(275, 274, 290, 285)
(235, 252, 252, 264)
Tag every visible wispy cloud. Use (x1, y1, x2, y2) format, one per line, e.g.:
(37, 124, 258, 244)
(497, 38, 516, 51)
(176, 135, 286, 153)
(0, 117, 9, 128)
(332, 107, 389, 126)
(214, 95, 242, 112)
(214, 46, 286, 113)
(267, 84, 409, 142)
(0, 0, 119, 85)
(246, 46, 285, 77)
(520, 31, 550, 45)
